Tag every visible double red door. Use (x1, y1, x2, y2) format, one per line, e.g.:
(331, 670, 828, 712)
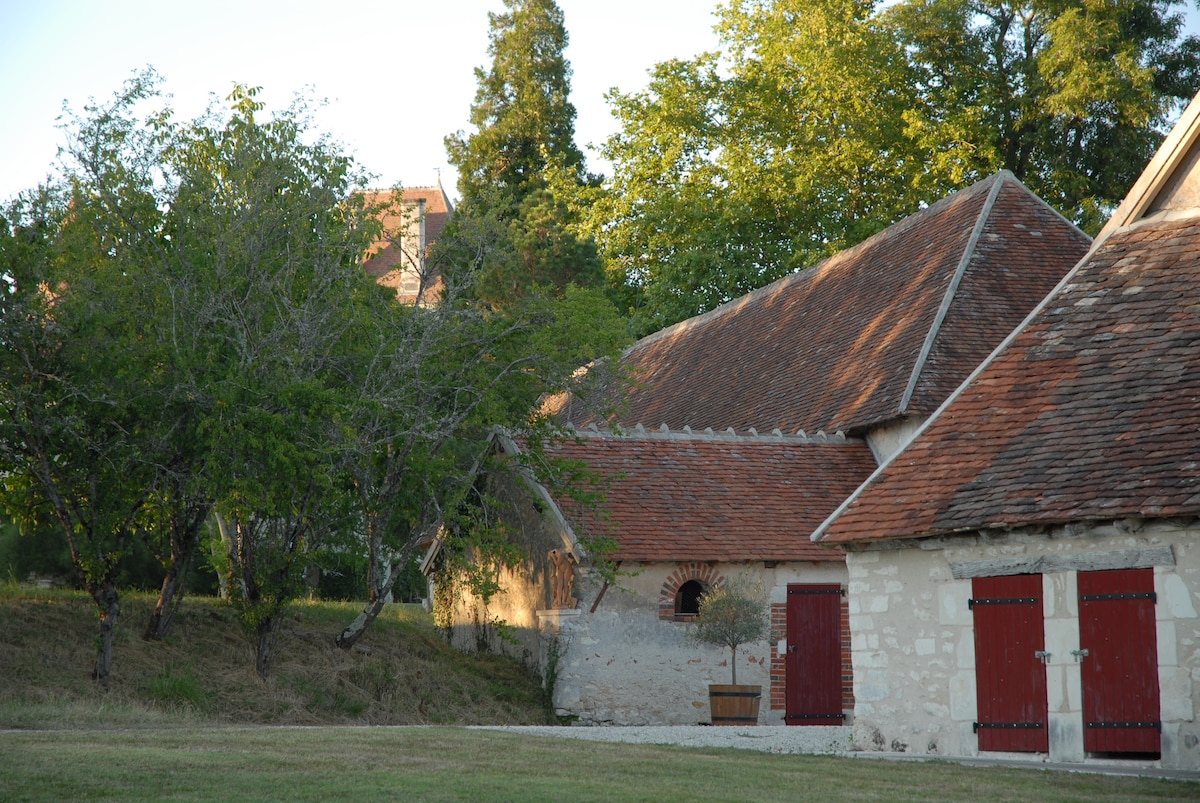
(1078, 568, 1161, 754)
(784, 584, 844, 725)
(971, 570, 1162, 755)
(971, 574, 1049, 752)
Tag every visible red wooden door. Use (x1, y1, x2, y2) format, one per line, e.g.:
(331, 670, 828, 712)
(971, 574, 1049, 752)
(1078, 568, 1161, 754)
(785, 584, 844, 725)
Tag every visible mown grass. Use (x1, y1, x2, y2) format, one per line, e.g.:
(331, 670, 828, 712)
(1, 727, 1196, 803)
(0, 583, 551, 728)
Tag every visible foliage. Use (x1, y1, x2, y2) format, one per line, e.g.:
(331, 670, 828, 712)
(592, 0, 1200, 333)
(0, 74, 179, 686)
(0, 69, 631, 683)
(446, 0, 586, 204)
(886, 0, 1200, 232)
(331, 278, 630, 650)
(691, 575, 770, 685)
(441, 0, 604, 304)
(0, 515, 73, 584)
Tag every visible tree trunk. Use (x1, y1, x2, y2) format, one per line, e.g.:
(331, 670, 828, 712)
(213, 512, 234, 600)
(144, 557, 188, 641)
(731, 645, 738, 686)
(145, 502, 211, 640)
(335, 559, 406, 650)
(254, 614, 278, 681)
(91, 580, 121, 690)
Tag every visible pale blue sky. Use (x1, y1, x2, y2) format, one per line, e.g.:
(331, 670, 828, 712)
(0, 0, 722, 200)
(2, 1, 1198, 202)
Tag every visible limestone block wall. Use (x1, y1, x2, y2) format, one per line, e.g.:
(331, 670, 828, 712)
(548, 564, 773, 725)
(845, 521, 1200, 770)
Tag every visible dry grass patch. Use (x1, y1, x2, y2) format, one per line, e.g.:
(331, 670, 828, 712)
(0, 584, 551, 728)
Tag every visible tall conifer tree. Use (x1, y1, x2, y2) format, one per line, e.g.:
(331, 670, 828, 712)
(441, 0, 602, 304)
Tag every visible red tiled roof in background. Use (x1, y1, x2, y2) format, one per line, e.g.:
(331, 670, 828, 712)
(551, 172, 1090, 437)
(817, 215, 1200, 545)
(542, 428, 878, 562)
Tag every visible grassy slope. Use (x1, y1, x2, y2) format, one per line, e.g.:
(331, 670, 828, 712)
(0, 584, 552, 729)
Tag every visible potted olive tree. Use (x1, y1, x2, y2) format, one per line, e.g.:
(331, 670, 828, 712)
(692, 576, 770, 725)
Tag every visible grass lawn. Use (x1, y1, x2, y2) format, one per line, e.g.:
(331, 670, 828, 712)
(1, 726, 1196, 802)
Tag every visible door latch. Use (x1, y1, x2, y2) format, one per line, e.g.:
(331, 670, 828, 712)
(1034, 650, 1052, 665)
(1070, 649, 1089, 662)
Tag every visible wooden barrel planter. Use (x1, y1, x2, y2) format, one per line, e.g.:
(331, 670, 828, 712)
(708, 684, 762, 725)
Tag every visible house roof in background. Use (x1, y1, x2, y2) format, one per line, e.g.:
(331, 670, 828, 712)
(816, 91, 1200, 547)
(361, 184, 453, 279)
(542, 427, 877, 562)
(552, 173, 1090, 437)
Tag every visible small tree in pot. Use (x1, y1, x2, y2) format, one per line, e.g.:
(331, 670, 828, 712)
(692, 576, 770, 724)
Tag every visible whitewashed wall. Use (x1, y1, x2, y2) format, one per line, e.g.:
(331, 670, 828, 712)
(845, 520, 1200, 769)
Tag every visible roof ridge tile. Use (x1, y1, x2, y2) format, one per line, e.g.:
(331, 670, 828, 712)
(568, 422, 855, 444)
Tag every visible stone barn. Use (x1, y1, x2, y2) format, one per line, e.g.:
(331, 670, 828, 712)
(434, 172, 1091, 726)
(814, 94, 1200, 771)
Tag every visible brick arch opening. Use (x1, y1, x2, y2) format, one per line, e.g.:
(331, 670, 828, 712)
(659, 562, 724, 621)
(676, 580, 704, 615)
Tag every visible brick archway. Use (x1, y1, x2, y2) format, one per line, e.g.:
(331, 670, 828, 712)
(659, 563, 724, 621)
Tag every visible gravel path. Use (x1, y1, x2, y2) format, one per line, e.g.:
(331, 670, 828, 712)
(472, 725, 854, 755)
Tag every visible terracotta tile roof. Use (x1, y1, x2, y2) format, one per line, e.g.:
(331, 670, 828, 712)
(543, 428, 877, 562)
(551, 172, 1089, 436)
(816, 215, 1200, 545)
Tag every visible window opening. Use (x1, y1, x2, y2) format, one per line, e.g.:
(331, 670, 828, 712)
(676, 580, 705, 616)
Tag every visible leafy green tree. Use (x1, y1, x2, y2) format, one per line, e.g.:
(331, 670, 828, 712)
(333, 276, 631, 649)
(0, 73, 379, 682)
(593, 0, 1200, 332)
(442, 0, 602, 304)
(592, 0, 935, 333)
(691, 576, 770, 686)
(446, 0, 586, 203)
(151, 84, 378, 678)
(0, 133, 167, 688)
(887, 0, 1200, 232)
(1, 69, 632, 684)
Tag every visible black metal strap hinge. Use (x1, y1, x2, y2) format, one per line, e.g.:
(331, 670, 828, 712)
(973, 722, 1044, 732)
(1086, 721, 1161, 730)
(1080, 592, 1157, 603)
(968, 597, 1038, 609)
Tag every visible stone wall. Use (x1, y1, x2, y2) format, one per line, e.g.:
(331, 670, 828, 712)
(845, 520, 1200, 769)
(448, 553, 851, 725)
(547, 563, 771, 725)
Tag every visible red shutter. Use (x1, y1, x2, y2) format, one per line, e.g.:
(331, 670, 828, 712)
(971, 574, 1049, 752)
(785, 585, 845, 725)
(1078, 568, 1161, 755)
